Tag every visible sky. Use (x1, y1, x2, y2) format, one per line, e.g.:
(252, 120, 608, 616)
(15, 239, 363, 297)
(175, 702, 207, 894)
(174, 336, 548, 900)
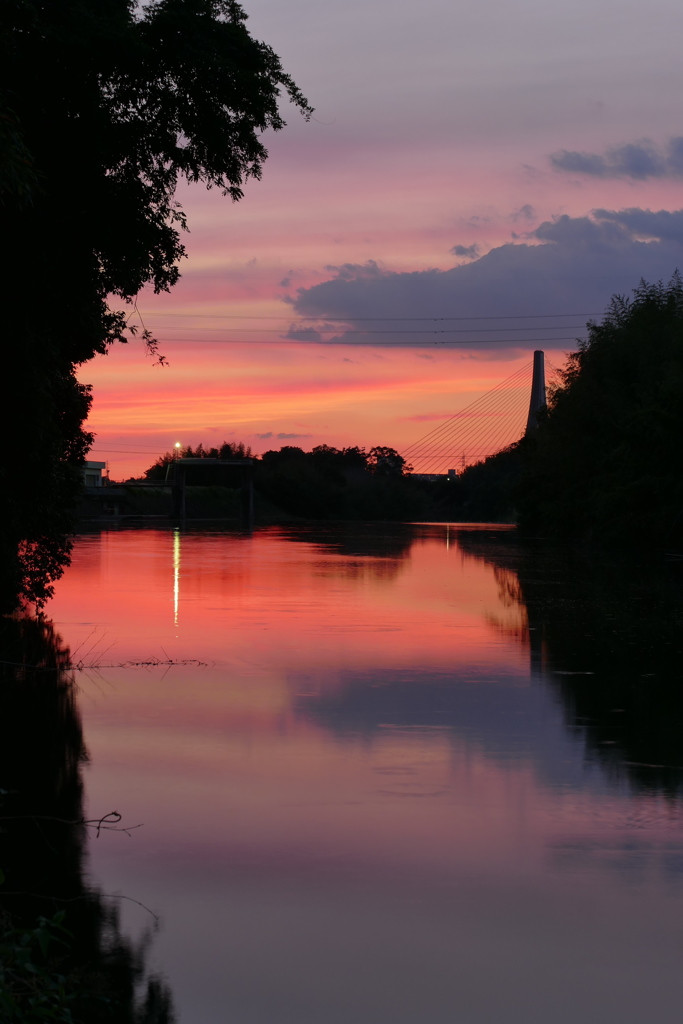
(85, 0, 683, 477)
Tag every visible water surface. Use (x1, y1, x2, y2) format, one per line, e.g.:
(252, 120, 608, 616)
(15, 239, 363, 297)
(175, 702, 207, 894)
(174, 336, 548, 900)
(47, 524, 683, 1023)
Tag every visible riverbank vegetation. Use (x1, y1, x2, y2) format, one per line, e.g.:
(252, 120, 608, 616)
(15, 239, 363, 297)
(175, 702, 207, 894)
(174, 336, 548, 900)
(519, 275, 683, 543)
(137, 442, 446, 521)
(131, 440, 524, 523)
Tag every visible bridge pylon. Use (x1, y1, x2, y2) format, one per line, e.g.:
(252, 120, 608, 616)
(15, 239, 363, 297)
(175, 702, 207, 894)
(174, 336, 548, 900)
(525, 350, 547, 435)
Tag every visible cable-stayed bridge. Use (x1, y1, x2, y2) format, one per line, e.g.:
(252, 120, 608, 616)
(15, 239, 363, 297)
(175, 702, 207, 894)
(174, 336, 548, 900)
(403, 351, 557, 476)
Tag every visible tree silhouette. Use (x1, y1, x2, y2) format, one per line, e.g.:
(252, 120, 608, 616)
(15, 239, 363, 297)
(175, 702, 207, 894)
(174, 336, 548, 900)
(519, 275, 683, 542)
(0, 0, 311, 608)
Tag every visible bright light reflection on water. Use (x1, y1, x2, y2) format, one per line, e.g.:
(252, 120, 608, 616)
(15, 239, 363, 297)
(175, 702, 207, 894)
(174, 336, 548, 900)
(48, 524, 683, 1024)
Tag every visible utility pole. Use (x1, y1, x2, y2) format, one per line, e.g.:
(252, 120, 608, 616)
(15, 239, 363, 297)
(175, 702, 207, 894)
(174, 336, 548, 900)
(525, 350, 547, 435)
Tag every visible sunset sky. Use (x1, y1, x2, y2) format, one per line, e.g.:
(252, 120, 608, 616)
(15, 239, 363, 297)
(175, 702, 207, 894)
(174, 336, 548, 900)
(85, 0, 683, 478)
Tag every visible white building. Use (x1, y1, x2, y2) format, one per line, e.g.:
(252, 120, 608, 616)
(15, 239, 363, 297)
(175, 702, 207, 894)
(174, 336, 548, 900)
(83, 460, 106, 487)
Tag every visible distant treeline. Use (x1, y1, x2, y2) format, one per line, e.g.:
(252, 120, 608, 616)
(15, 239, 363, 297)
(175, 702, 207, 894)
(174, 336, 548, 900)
(134, 438, 522, 522)
(145, 442, 254, 470)
(142, 442, 429, 520)
(139, 425, 529, 522)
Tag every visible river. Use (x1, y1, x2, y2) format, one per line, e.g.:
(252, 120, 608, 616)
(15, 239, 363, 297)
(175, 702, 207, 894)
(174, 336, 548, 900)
(38, 523, 683, 1022)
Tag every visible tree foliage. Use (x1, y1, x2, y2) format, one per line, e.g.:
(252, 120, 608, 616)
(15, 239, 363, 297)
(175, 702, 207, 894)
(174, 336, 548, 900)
(140, 441, 422, 520)
(144, 440, 253, 480)
(0, 0, 310, 608)
(255, 443, 417, 520)
(366, 446, 412, 477)
(445, 442, 524, 523)
(519, 275, 683, 542)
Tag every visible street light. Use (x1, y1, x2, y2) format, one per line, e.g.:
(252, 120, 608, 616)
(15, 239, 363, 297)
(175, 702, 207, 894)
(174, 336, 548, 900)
(174, 441, 181, 460)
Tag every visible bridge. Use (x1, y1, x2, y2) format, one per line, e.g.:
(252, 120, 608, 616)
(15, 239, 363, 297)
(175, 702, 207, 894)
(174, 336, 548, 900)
(403, 350, 552, 476)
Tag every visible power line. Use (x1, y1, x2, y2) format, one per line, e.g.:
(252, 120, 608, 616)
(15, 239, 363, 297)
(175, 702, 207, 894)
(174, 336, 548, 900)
(139, 311, 600, 321)
(92, 441, 177, 450)
(91, 448, 166, 455)
(130, 336, 585, 345)
(142, 324, 586, 334)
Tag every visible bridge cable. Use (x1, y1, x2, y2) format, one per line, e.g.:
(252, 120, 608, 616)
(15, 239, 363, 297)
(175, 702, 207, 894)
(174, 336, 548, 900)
(403, 364, 532, 460)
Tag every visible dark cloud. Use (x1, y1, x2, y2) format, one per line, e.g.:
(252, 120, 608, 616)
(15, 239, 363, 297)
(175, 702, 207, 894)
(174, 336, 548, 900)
(285, 209, 683, 350)
(450, 244, 480, 260)
(668, 137, 683, 175)
(551, 150, 622, 177)
(321, 260, 384, 281)
(593, 207, 683, 244)
(283, 326, 323, 342)
(550, 138, 683, 180)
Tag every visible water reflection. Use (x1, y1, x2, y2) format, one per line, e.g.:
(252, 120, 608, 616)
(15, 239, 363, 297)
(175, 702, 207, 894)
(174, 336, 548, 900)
(41, 524, 683, 1024)
(173, 527, 181, 627)
(0, 617, 174, 1022)
(276, 522, 417, 559)
(293, 526, 683, 797)
(278, 522, 417, 583)
(458, 530, 683, 795)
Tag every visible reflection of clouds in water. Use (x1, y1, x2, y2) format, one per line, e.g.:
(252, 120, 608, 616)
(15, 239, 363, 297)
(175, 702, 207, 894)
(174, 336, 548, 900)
(292, 667, 589, 795)
(290, 525, 683, 801)
(44, 525, 683, 1020)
